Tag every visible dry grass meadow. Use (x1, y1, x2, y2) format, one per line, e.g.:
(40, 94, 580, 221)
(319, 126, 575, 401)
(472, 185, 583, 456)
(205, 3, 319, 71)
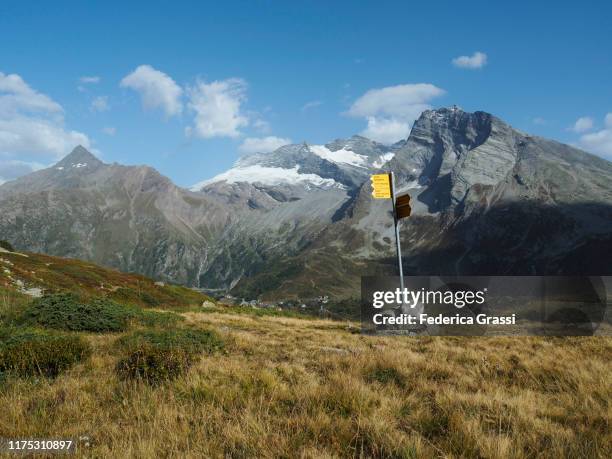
(1, 308, 610, 458)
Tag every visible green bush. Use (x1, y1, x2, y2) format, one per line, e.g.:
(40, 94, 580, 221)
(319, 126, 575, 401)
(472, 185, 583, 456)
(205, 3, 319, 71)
(0, 327, 91, 378)
(18, 293, 133, 332)
(0, 240, 14, 252)
(17, 293, 181, 332)
(116, 328, 224, 383)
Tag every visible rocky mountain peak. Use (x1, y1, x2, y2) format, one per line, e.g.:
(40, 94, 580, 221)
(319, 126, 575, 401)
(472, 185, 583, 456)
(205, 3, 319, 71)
(55, 145, 103, 169)
(415, 107, 494, 139)
(388, 107, 523, 210)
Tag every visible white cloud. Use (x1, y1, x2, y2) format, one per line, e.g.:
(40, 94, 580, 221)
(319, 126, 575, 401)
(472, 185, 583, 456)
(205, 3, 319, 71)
(185, 78, 248, 138)
(578, 113, 612, 160)
(346, 83, 445, 144)
(302, 100, 322, 111)
(0, 159, 46, 184)
(238, 136, 291, 154)
(452, 51, 488, 69)
(569, 116, 594, 133)
(0, 118, 90, 157)
(80, 76, 100, 84)
(0, 72, 63, 117)
(120, 65, 183, 117)
(90, 95, 109, 112)
(347, 84, 444, 119)
(102, 126, 116, 136)
(0, 72, 91, 159)
(362, 117, 412, 145)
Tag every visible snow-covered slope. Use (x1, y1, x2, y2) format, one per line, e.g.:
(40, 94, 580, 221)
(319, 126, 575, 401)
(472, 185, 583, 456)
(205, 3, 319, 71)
(308, 144, 368, 168)
(191, 135, 398, 192)
(191, 165, 343, 191)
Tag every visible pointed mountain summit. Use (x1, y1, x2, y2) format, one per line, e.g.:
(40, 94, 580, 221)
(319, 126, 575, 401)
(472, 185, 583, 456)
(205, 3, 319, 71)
(55, 145, 103, 169)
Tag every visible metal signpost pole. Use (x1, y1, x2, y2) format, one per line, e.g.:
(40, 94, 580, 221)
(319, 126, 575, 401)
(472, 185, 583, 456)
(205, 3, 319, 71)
(389, 172, 405, 292)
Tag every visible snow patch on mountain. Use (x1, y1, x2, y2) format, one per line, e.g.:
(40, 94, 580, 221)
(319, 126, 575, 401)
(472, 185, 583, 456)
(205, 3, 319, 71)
(191, 165, 343, 190)
(309, 144, 368, 168)
(396, 179, 420, 194)
(372, 153, 395, 169)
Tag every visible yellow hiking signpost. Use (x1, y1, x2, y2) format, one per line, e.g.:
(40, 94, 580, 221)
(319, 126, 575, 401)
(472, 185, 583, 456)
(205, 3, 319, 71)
(370, 173, 392, 199)
(370, 172, 411, 291)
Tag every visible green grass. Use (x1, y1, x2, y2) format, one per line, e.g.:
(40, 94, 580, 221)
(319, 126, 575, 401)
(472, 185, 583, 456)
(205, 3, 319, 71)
(0, 327, 91, 378)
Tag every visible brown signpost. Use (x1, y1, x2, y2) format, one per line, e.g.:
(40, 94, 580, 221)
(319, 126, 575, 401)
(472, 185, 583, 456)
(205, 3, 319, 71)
(395, 193, 411, 219)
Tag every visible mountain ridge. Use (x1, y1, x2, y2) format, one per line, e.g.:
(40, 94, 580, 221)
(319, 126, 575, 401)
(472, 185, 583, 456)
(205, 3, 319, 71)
(1, 106, 611, 299)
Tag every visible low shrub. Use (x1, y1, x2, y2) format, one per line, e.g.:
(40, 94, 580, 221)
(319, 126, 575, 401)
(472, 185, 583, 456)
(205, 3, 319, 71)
(17, 293, 182, 332)
(0, 240, 14, 252)
(0, 327, 91, 378)
(116, 345, 194, 384)
(18, 293, 133, 332)
(116, 328, 224, 383)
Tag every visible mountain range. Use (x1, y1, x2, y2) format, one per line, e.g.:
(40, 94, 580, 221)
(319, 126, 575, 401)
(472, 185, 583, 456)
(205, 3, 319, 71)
(1, 106, 611, 300)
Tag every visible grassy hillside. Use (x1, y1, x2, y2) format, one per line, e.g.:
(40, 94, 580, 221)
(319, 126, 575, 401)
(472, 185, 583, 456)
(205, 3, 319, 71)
(0, 246, 610, 457)
(0, 309, 609, 457)
(0, 246, 209, 309)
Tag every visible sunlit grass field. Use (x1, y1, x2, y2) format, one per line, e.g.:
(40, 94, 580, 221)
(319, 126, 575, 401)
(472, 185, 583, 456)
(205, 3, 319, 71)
(1, 306, 610, 458)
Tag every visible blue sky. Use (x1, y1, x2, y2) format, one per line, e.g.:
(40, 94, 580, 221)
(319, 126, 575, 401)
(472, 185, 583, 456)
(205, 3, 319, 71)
(0, 0, 611, 186)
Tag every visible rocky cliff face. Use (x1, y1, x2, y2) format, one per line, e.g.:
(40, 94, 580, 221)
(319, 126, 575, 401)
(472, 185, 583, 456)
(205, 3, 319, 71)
(1, 108, 611, 298)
